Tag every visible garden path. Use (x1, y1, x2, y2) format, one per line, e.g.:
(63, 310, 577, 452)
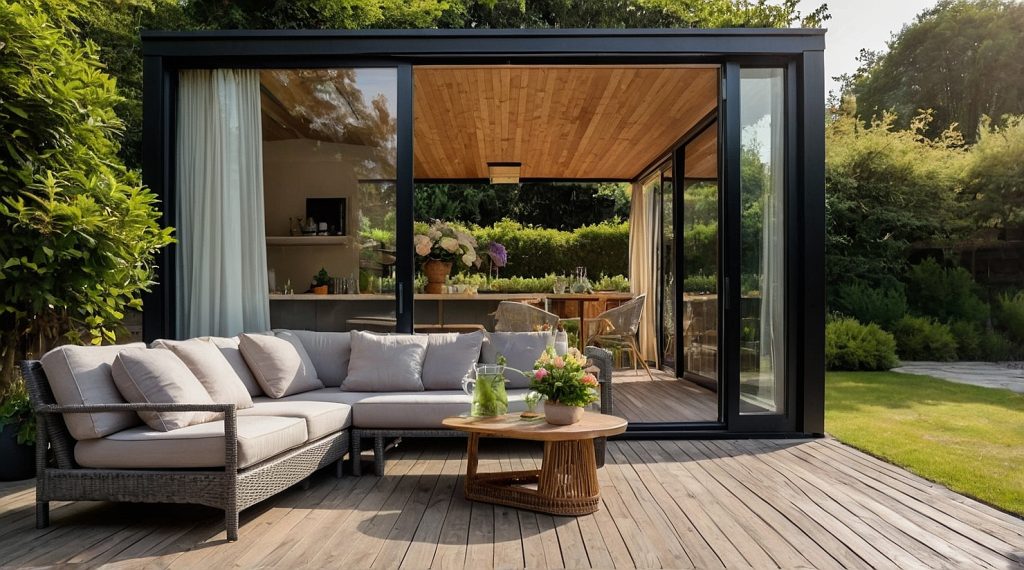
(893, 362, 1024, 393)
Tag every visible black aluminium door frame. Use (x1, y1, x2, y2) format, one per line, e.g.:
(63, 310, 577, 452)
(141, 57, 415, 338)
(721, 60, 800, 433)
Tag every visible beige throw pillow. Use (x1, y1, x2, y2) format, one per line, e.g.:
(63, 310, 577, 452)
(39, 343, 146, 440)
(238, 332, 323, 398)
(342, 331, 428, 392)
(151, 339, 254, 409)
(111, 348, 220, 431)
(202, 336, 264, 396)
(421, 331, 484, 390)
(481, 331, 554, 388)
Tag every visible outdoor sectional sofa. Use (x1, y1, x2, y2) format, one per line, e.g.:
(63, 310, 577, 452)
(21, 329, 613, 541)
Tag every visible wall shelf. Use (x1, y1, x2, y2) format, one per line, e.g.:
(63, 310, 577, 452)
(266, 236, 352, 246)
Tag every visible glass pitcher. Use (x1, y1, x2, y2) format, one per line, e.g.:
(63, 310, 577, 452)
(462, 365, 510, 417)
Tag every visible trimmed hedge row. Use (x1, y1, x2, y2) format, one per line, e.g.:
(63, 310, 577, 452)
(466, 219, 630, 278)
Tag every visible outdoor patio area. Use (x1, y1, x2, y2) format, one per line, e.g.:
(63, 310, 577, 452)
(611, 369, 718, 423)
(1, 438, 1020, 568)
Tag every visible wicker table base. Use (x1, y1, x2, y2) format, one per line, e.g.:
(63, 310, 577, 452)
(465, 434, 601, 515)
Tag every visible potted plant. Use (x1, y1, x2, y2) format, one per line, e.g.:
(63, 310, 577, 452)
(530, 346, 599, 425)
(311, 267, 331, 295)
(0, 382, 36, 481)
(413, 221, 479, 293)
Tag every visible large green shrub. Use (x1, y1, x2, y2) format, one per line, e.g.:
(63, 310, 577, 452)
(831, 280, 907, 329)
(996, 291, 1024, 344)
(905, 258, 990, 324)
(0, 0, 174, 395)
(825, 317, 898, 371)
(948, 320, 984, 361)
(892, 316, 958, 361)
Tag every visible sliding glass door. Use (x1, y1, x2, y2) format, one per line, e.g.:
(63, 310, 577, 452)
(724, 64, 792, 430)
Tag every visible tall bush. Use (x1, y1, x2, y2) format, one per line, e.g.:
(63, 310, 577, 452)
(830, 279, 907, 329)
(892, 316, 958, 361)
(905, 258, 990, 324)
(996, 291, 1024, 344)
(0, 0, 174, 396)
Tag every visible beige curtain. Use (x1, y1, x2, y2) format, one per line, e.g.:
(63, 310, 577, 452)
(629, 180, 659, 366)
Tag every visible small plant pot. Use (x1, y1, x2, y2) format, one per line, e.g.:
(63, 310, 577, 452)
(0, 424, 34, 481)
(312, 285, 329, 295)
(544, 401, 584, 425)
(423, 260, 453, 294)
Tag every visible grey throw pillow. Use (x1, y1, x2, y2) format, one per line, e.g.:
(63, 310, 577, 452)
(343, 331, 428, 392)
(202, 336, 264, 396)
(239, 332, 323, 398)
(421, 331, 485, 390)
(481, 331, 554, 388)
(151, 338, 254, 409)
(111, 348, 220, 431)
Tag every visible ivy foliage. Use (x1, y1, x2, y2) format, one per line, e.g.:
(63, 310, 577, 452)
(0, 0, 174, 395)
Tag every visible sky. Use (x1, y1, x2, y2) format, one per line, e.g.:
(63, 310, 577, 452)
(798, 0, 940, 97)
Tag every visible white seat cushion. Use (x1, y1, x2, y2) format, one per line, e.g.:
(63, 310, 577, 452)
(284, 388, 531, 429)
(240, 398, 351, 441)
(74, 416, 307, 469)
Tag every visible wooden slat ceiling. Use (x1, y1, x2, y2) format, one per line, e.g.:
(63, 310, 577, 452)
(684, 121, 718, 180)
(414, 65, 718, 180)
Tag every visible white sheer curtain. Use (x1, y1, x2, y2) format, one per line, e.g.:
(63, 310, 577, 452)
(176, 69, 270, 338)
(759, 71, 786, 411)
(629, 180, 659, 366)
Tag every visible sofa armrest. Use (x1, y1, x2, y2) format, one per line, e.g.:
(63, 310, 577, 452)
(36, 403, 239, 473)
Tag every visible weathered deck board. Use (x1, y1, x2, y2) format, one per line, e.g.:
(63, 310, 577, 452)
(611, 370, 718, 423)
(0, 438, 1021, 569)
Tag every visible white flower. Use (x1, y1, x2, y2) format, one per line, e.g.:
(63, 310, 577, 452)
(462, 251, 477, 266)
(439, 237, 459, 253)
(414, 235, 432, 256)
(456, 231, 477, 248)
(427, 227, 442, 240)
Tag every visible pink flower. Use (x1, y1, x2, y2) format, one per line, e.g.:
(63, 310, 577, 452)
(582, 373, 598, 386)
(553, 357, 565, 369)
(534, 368, 549, 380)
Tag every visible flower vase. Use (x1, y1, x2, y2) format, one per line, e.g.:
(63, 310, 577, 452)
(423, 259, 453, 294)
(544, 401, 584, 425)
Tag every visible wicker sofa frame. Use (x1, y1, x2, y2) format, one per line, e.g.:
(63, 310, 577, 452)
(20, 360, 349, 542)
(350, 346, 615, 476)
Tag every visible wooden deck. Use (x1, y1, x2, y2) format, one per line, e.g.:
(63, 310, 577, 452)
(1, 438, 1021, 568)
(612, 369, 719, 423)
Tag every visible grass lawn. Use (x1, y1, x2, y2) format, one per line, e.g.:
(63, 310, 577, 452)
(826, 371, 1024, 517)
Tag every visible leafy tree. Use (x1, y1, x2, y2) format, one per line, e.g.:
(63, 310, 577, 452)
(824, 109, 966, 290)
(446, 0, 826, 29)
(0, 0, 174, 395)
(962, 115, 1024, 229)
(184, 0, 454, 29)
(71, 0, 191, 169)
(850, 0, 1024, 142)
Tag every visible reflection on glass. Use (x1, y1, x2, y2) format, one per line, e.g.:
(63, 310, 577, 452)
(739, 68, 785, 414)
(682, 123, 719, 382)
(660, 167, 675, 369)
(261, 68, 398, 330)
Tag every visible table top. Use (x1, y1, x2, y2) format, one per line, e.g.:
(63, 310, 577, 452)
(547, 293, 602, 301)
(442, 412, 627, 441)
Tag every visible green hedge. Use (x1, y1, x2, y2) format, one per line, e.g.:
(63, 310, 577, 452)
(469, 219, 629, 278)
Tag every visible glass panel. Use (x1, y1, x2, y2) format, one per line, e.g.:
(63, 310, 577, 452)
(660, 167, 675, 369)
(261, 68, 399, 331)
(739, 68, 785, 414)
(682, 123, 719, 383)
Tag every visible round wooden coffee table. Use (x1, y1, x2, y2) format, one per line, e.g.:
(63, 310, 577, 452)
(442, 412, 627, 516)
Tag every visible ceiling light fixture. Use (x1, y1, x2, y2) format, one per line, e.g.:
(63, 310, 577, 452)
(488, 162, 521, 184)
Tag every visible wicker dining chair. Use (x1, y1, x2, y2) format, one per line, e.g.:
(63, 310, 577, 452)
(584, 294, 653, 380)
(493, 301, 560, 332)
